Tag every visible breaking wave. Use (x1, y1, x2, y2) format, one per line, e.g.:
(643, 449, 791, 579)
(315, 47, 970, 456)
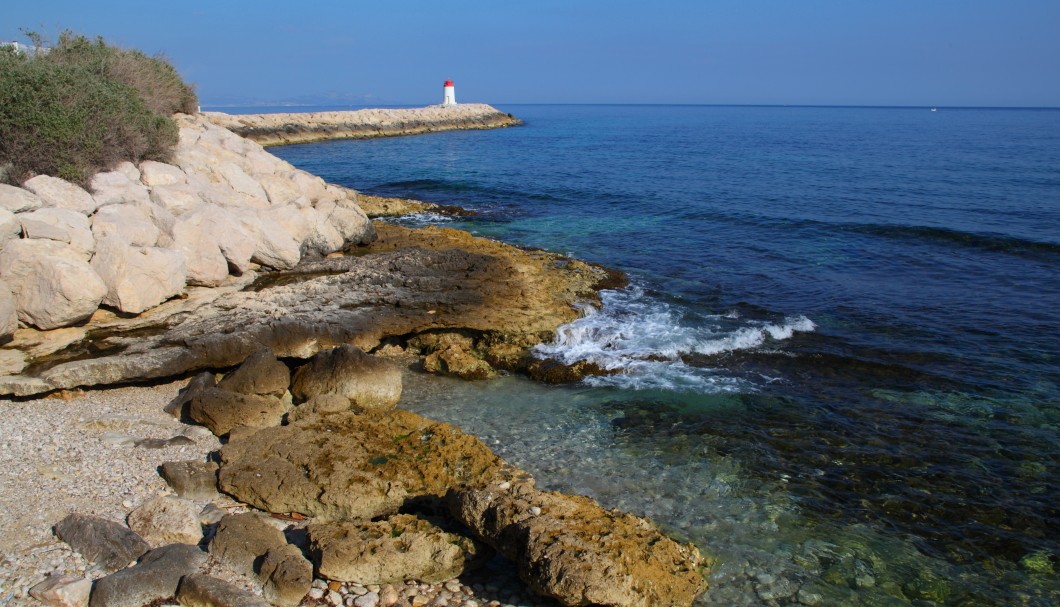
(533, 286, 816, 391)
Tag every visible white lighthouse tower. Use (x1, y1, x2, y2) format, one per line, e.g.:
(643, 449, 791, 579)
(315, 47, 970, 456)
(442, 80, 457, 106)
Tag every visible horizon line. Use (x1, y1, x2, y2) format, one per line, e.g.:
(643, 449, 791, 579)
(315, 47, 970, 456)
(200, 101, 1060, 111)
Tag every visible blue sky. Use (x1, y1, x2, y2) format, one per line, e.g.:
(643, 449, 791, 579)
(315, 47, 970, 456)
(3, 0, 1059, 107)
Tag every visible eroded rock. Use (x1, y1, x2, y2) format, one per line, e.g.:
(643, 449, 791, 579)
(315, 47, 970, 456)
(218, 410, 505, 521)
(217, 347, 290, 398)
(308, 514, 487, 585)
(177, 573, 271, 607)
(188, 387, 287, 437)
(290, 345, 401, 411)
(160, 460, 219, 500)
(447, 483, 709, 607)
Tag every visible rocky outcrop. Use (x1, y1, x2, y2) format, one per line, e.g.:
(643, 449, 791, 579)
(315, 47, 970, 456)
(447, 481, 709, 607)
(188, 387, 288, 437)
(217, 410, 506, 521)
(216, 347, 290, 398)
(2, 223, 617, 396)
(205, 104, 521, 146)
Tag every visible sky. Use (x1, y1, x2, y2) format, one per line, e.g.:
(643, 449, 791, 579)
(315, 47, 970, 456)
(3, 0, 1059, 107)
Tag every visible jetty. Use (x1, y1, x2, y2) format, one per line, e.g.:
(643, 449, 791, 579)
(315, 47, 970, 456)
(203, 103, 521, 146)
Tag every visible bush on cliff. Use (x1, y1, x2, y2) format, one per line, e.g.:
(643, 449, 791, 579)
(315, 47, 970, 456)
(0, 32, 196, 186)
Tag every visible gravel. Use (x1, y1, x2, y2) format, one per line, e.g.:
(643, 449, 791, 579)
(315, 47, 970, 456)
(0, 378, 561, 607)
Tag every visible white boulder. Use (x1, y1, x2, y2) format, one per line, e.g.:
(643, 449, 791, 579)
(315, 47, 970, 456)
(217, 162, 269, 202)
(0, 278, 18, 339)
(19, 208, 96, 259)
(139, 160, 187, 187)
(89, 170, 152, 208)
(22, 175, 98, 215)
(91, 237, 186, 314)
(91, 204, 161, 247)
(0, 209, 21, 244)
(230, 209, 302, 270)
(149, 183, 205, 216)
(0, 184, 43, 213)
(0, 239, 107, 330)
(171, 206, 255, 285)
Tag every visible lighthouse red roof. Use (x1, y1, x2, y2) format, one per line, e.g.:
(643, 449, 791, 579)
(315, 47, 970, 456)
(444, 80, 454, 87)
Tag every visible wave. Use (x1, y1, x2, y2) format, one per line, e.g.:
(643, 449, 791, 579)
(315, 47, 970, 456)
(847, 223, 1060, 258)
(533, 286, 816, 391)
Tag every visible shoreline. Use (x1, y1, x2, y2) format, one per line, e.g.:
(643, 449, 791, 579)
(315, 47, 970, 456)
(0, 111, 708, 607)
(203, 104, 521, 146)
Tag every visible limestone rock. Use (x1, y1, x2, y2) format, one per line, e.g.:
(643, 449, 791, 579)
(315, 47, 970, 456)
(257, 175, 304, 207)
(114, 161, 141, 182)
(160, 460, 220, 500)
(53, 514, 149, 572)
(0, 208, 20, 243)
(0, 183, 43, 213)
(91, 204, 161, 247)
(23, 175, 98, 215)
(423, 344, 496, 380)
(0, 278, 17, 339)
(89, 170, 152, 208)
(315, 199, 374, 249)
(19, 207, 96, 258)
(88, 543, 207, 607)
(0, 348, 26, 374)
(285, 394, 351, 423)
(91, 236, 187, 314)
(172, 206, 255, 284)
(217, 347, 290, 397)
(218, 410, 505, 521)
(29, 575, 92, 607)
(209, 513, 286, 577)
(149, 182, 204, 216)
(230, 210, 302, 270)
(290, 345, 401, 411)
(139, 160, 187, 187)
(308, 514, 487, 585)
(165, 372, 216, 418)
(217, 162, 268, 202)
(0, 239, 107, 330)
(126, 496, 203, 547)
(176, 574, 270, 607)
(259, 544, 313, 606)
(447, 483, 709, 607)
(188, 387, 287, 437)
(1, 224, 618, 396)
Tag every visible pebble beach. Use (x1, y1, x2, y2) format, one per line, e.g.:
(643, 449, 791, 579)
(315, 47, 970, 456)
(0, 375, 565, 607)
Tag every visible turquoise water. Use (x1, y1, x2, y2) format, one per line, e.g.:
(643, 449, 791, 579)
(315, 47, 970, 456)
(264, 105, 1060, 605)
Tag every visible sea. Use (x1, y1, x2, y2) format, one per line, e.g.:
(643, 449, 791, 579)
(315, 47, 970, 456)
(214, 104, 1060, 606)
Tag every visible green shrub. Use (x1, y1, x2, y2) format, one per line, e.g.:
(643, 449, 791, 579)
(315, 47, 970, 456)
(0, 32, 194, 186)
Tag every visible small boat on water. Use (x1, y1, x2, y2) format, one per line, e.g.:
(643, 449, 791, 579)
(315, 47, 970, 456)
(931, 107, 938, 112)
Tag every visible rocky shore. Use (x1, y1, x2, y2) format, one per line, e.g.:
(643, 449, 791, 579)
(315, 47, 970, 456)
(0, 111, 708, 607)
(203, 105, 521, 146)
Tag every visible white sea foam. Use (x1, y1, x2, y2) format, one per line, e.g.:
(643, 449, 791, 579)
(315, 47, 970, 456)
(533, 286, 816, 392)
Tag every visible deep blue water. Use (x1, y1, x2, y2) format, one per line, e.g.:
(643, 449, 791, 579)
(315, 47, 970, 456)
(268, 105, 1060, 606)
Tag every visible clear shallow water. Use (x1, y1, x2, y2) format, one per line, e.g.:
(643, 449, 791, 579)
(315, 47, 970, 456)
(270, 105, 1060, 605)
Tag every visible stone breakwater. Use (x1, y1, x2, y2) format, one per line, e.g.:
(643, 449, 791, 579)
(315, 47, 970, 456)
(203, 104, 522, 146)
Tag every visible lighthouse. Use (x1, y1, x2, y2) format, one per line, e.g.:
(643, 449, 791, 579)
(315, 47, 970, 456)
(442, 80, 456, 106)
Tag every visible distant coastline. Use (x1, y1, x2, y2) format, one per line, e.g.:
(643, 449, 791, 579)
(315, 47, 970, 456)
(203, 103, 521, 146)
